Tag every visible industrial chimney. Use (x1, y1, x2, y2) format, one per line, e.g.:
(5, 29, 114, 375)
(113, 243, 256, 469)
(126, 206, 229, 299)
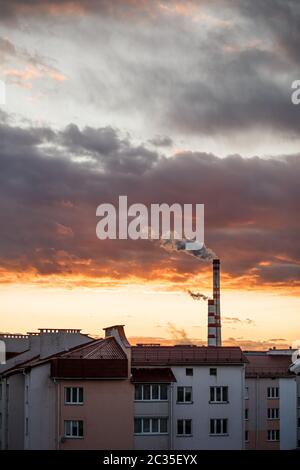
(213, 259, 221, 346)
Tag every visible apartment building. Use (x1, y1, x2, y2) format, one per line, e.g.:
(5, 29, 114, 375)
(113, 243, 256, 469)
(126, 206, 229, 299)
(132, 345, 247, 450)
(244, 350, 298, 450)
(0, 325, 133, 450)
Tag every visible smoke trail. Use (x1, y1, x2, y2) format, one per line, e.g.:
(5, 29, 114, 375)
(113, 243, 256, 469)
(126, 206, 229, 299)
(160, 235, 216, 262)
(167, 322, 192, 344)
(188, 290, 209, 301)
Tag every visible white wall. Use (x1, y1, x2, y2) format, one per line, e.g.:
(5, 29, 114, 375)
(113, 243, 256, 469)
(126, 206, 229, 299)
(171, 365, 244, 450)
(279, 378, 297, 450)
(25, 363, 57, 450)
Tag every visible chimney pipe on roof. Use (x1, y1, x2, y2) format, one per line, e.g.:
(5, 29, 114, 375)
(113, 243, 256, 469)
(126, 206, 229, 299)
(212, 259, 222, 347)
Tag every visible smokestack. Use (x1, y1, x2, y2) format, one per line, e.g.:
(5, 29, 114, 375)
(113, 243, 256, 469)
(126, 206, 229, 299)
(213, 259, 221, 346)
(207, 299, 217, 347)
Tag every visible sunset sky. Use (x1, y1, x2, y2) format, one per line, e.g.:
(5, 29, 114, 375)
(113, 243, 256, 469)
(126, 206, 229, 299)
(0, 0, 299, 349)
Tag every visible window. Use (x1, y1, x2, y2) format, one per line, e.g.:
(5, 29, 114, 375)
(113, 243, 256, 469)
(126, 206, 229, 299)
(0, 412, 2, 429)
(210, 368, 217, 376)
(245, 430, 249, 442)
(245, 387, 249, 400)
(267, 387, 279, 399)
(186, 368, 193, 376)
(297, 397, 300, 408)
(64, 420, 84, 438)
(298, 418, 300, 428)
(210, 386, 228, 403)
(65, 387, 83, 404)
(25, 385, 29, 404)
(245, 408, 249, 420)
(267, 408, 279, 420)
(210, 419, 228, 435)
(134, 384, 168, 401)
(267, 430, 280, 441)
(0, 383, 2, 401)
(177, 386, 192, 403)
(25, 417, 28, 436)
(177, 419, 192, 436)
(134, 417, 168, 435)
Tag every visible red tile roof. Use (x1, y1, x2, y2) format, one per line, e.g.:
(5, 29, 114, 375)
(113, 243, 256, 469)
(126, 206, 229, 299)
(132, 367, 176, 383)
(132, 346, 247, 366)
(245, 354, 293, 378)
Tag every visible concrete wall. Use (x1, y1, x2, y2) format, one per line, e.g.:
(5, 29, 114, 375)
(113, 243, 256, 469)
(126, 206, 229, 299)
(59, 379, 134, 450)
(134, 396, 170, 450)
(171, 365, 244, 450)
(279, 378, 297, 450)
(7, 374, 25, 449)
(25, 363, 57, 450)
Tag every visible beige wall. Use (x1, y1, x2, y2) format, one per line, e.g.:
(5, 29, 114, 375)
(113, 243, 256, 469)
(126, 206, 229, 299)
(59, 379, 134, 450)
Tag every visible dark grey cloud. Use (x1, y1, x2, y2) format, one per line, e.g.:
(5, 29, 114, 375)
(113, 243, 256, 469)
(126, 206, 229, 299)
(0, 116, 299, 287)
(148, 136, 173, 148)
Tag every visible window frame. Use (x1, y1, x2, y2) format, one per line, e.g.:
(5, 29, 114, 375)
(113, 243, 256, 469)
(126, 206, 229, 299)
(64, 387, 84, 405)
(209, 386, 229, 403)
(267, 408, 279, 420)
(177, 419, 192, 436)
(267, 429, 280, 441)
(209, 418, 228, 436)
(134, 417, 168, 435)
(177, 386, 193, 404)
(64, 419, 84, 439)
(267, 387, 279, 399)
(134, 383, 168, 402)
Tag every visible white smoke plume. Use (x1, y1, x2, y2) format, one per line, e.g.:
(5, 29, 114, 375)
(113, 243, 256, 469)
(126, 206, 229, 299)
(160, 236, 216, 262)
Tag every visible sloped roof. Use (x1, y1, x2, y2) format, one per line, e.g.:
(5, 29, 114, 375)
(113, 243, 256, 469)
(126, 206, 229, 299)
(245, 353, 293, 378)
(1, 336, 126, 377)
(132, 346, 247, 366)
(132, 367, 176, 383)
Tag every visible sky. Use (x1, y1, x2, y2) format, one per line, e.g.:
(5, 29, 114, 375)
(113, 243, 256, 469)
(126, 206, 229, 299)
(0, 0, 299, 349)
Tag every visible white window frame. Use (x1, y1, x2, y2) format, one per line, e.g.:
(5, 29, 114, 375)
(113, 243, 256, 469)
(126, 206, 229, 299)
(134, 384, 168, 401)
(267, 408, 279, 420)
(177, 419, 192, 436)
(177, 386, 193, 403)
(210, 418, 228, 435)
(64, 420, 84, 438)
(134, 417, 168, 435)
(65, 387, 84, 405)
(267, 429, 280, 441)
(210, 386, 229, 403)
(267, 387, 279, 399)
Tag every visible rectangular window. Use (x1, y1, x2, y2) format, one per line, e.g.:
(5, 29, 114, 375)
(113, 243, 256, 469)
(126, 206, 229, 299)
(186, 368, 193, 376)
(267, 429, 280, 441)
(245, 386, 249, 400)
(134, 417, 168, 435)
(210, 386, 229, 403)
(210, 419, 228, 435)
(25, 417, 29, 436)
(64, 420, 84, 438)
(177, 386, 192, 403)
(177, 419, 192, 436)
(267, 387, 279, 399)
(65, 387, 83, 404)
(267, 408, 279, 420)
(245, 408, 249, 420)
(134, 384, 168, 401)
(298, 418, 300, 428)
(245, 430, 249, 442)
(210, 368, 217, 376)
(297, 397, 300, 408)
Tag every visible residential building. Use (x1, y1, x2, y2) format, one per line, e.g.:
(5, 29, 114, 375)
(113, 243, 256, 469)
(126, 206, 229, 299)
(0, 325, 133, 450)
(244, 350, 298, 450)
(132, 345, 247, 450)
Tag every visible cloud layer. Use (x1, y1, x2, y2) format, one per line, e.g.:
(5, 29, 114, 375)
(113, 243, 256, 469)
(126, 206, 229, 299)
(0, 113, 299, 291)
